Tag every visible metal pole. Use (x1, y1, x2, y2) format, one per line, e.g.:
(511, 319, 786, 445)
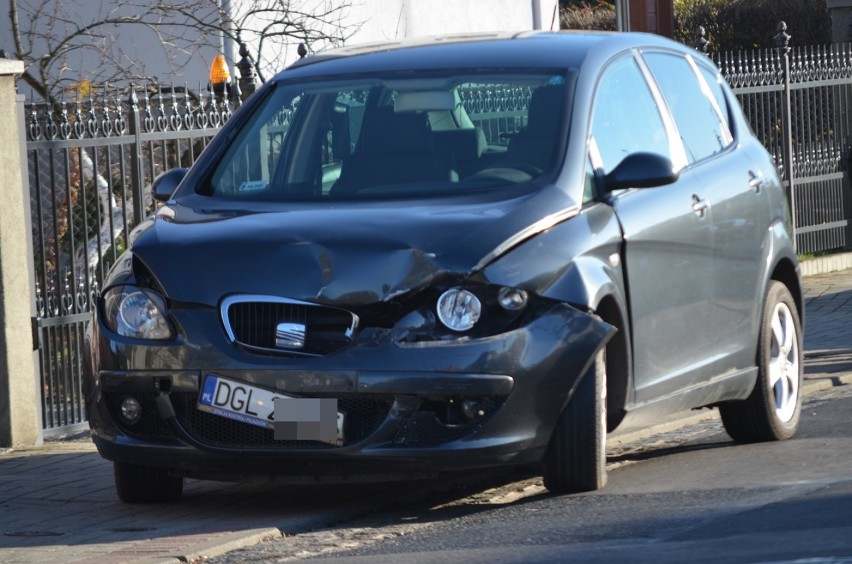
(128, 85, 146, 227)
(616, 0, 630, 32)
(220, 0, 236, 67)
(776, 21, 797, 250)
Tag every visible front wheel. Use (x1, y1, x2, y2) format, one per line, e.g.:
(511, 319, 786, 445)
(543, 349, 607, 494)
(114, 462, 184, 503)
(720, 281, 803, 442)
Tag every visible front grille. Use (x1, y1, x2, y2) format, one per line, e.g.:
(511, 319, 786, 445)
(174, 392, 393, 449)
(223, 296, 357, 356)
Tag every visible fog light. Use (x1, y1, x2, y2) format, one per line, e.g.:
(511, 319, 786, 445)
(461, 400, 485, 420)
(120, 397, 142, 425)
(498, 287, 528, 311)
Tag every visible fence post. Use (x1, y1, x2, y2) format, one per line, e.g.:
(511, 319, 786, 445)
(775, 21, 797, 250)
(128, 85, 146, 227)
(0, 58, 42, 447)
(237, 42, 257, 102)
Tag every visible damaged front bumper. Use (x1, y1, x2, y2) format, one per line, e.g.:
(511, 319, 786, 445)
(87, 302, 614, 483)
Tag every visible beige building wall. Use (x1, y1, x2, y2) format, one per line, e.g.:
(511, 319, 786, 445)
(0, 58, 41, 447)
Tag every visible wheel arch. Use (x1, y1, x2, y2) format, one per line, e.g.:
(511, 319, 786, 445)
(594, 294, 630, 432)
(770, 256, 803, 323)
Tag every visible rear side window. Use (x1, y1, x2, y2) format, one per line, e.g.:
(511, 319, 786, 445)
(643, 52, 732, 163)
(697, 64, 732, 133)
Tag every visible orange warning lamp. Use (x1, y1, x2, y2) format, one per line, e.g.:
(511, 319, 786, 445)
(209, 55, 231, 96)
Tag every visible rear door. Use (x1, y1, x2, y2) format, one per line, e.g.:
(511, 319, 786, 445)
(642, 51, 767, 376)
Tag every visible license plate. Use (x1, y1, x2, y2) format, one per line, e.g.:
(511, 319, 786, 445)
(197, 374, 343, 442)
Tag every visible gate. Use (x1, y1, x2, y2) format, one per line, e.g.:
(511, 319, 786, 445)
(24, 85, 236, 437)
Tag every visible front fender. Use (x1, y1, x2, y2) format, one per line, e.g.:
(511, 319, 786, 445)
(479, 202, 626, 313)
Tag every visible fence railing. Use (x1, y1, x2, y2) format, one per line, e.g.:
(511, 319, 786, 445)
(23, 85, 238, 436)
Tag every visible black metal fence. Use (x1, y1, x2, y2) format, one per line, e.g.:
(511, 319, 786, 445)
(23, 85, 237, 437)
(707, 23, 852, 254)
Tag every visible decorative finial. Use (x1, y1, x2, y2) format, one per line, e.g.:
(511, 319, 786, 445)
(774, 21, 791, 51)
(694, 26, 710, 55)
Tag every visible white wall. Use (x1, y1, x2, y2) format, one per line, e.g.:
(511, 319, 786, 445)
(241, 0, 559, 80)
(344, 0, 559, 45)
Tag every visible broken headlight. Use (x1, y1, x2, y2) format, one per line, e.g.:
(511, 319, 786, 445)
(427, 285, 530, 335)
(437, 288, 482, 331)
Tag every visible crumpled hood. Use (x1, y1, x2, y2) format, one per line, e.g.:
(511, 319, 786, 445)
(129, 188, 576, 307)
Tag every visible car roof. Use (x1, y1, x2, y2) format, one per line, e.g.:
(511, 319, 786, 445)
(278, 31, 692, 81)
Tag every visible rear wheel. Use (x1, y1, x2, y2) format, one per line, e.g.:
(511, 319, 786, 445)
(720, 281, 803, 442)
(543, 349, 607, 494)
(114, 462, 184, 503)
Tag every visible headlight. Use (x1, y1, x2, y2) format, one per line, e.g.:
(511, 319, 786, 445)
(436, 288, 481, 332)
(103, 286, 174, 340)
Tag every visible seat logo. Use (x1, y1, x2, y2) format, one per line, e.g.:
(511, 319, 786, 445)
(275, 322, 306, 350)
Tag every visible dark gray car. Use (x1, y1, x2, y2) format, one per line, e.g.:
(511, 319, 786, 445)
(84, 31, 803, 503)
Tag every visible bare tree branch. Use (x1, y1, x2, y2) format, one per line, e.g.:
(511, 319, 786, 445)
(6, 0, 355, 101)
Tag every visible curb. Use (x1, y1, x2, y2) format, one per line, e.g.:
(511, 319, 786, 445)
(800, 251, 852, 277)
(805, 348, 852, 359)
(127, 528, 281, 564)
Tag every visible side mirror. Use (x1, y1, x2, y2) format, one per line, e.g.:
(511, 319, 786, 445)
(152, 168, 188, 202)
(603, 153, 678, 191)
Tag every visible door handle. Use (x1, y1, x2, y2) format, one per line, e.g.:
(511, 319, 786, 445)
(748, 170, 765, 192)
(692, 194, 710, 218)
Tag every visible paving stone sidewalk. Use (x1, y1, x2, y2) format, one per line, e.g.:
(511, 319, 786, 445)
(803, 268, 852, 354)
(1, 267, 851, 564)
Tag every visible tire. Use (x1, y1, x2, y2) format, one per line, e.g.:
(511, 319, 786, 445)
(114, 462, 184, 503)
(720, 281, 803, 443)
(543, 349, 607, 494)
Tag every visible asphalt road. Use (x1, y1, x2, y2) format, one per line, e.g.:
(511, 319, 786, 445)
(206, 383, 852, 563)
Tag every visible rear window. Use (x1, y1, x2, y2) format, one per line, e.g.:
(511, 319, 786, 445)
(203, 70, 572, 201)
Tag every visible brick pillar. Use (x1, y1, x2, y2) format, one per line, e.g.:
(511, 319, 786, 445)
(0, 59, 41, 448)
(628, 0, 674, 37)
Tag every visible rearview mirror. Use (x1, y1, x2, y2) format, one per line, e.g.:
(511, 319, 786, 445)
(394, 91, 455, 113)
(152, 168, 188, 202)
(604, 153, 678, 191)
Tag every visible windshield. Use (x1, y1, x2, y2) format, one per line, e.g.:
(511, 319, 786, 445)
(204, 70, 571, 201)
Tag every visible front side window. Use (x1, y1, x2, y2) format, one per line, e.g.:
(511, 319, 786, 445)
(202, 71, 572, 201)
(590, 55, 672, 175)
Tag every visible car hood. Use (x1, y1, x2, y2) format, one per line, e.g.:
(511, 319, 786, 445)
(129, 188, 577, 307)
